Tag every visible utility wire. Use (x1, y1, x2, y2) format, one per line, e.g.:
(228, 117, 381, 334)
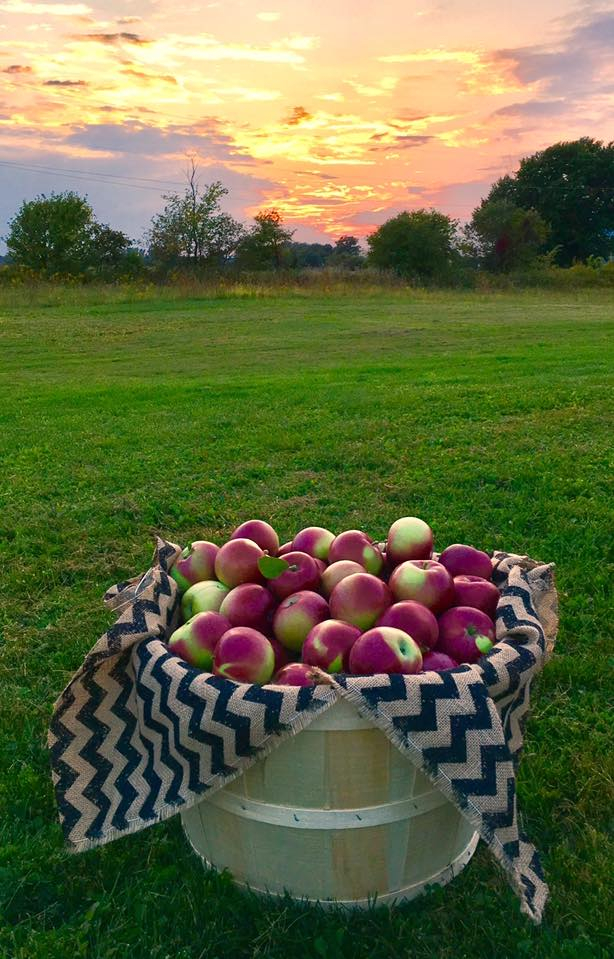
(0, 158, 185, 191)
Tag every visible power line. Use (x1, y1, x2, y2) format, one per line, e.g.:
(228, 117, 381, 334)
(0, 158, 184, 191)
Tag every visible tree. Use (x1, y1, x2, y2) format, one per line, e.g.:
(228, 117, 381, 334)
(234, 209, 295, 270)
(5, 191, 132, 276)
(328, 235, 365, 270)
(485, 138, 614, 265)
(287, 241, 333, 268)
(146, 160, 244, 269)
(466, 199, 549, 271)
(366, 209, 458, 281)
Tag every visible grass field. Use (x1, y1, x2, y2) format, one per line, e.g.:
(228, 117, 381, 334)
(1, 288, 612, 959)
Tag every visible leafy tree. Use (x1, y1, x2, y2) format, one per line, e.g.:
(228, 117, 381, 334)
(485, 138, 614, 265)
(146, 161, 244, 269)
(234, 209, 295, 270)
(367, 209, 458, 281)
(5, 191, 132, 276)
(328, 235, 365, 269)
(466, 199, 549, 271)
(287, 242, 333, 268)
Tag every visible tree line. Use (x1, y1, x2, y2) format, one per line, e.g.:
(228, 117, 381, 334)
(3, 138, 613, 283)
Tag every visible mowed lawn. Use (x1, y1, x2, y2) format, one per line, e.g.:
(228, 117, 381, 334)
(0, 289, 612, 959)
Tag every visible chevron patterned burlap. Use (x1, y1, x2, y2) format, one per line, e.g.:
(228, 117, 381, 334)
(48, 540, 558, 923)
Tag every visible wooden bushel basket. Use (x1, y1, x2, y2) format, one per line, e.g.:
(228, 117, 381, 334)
(181, 697, 479, 907)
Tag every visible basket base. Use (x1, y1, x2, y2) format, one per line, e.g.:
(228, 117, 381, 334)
(183, 823, 479, 909)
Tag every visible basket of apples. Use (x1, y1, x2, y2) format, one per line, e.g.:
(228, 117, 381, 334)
(168, 517, 500, 684)
(169, 517, 505, 906)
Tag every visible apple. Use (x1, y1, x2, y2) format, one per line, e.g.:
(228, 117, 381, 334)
(168, 611, 230, 670)
(171, 541, 219, 592)
(328, 530, 384, 576)
(214, 538, 264, 588)
(389, 560, 454, 614)
(329, 573, 391, 631)
(278, 541, 294, 556)
(421, 651, 458, 672)
(268, 550, 320, 600)
(269, 636, 295, 674)
(439, 544, 493, 581)
(271, 663, 317, 687)
(292, 526, 336, 561)
(377, 601, 439, 651)
(219, 583, 273, 629)
(452, 575, 500, 619)
(302, 620, 361, 673)
(321, 560, 365, 598)
(437, 606, 495, 664)
(273, 590, 329, 652)
(349, 627, 422, 675)
(182, 580, 230, 620)
(231, 520, 279, 555)
(386, 517, 433, 565)
(313, 557, 327, 575)
(213, 627, 275, 683)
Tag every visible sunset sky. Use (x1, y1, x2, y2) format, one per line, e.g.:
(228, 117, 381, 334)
(1, 0, 613, 246)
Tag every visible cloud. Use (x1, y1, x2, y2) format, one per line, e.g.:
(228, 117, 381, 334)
(378, 48, 479, 65)
(490, 10, 614, 98)
(494, 100, 568, 118)
(285, 106, 312, 125)
(4, 63, 32, 73)
(121, 68, 177, 85)
(369, 133, 433, 152)
(151, 33, 314, 65)
(44, 79, 87, 86)
(343, 76, 398, 97)
(0, 1, 91, 13)
(257, 11, 280, 21)
(73, 32, 149, 45)
(63, 119, 259, 166)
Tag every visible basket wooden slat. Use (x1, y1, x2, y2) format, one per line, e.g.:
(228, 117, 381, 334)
(181, 698, 478, 906)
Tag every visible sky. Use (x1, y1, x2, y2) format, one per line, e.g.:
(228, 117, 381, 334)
(1, 0, 613, 247)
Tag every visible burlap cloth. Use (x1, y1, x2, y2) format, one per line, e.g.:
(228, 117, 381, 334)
(48, 541, 558, 922)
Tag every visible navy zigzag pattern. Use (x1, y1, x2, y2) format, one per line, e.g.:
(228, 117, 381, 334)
(108, 647, 141, 832)
(78, 669, 114, 840)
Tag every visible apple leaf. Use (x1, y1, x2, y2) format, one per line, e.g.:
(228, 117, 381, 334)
(258, 555, 290, 579)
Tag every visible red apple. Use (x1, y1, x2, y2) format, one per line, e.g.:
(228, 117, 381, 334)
(268, 550, 320, 600)
(439, 544, 493, 580)
(292, 526, 336, 561)
(329, 573, 391, 631)
(389, 560, 454, 614)
(171, 541, 219, 592)
(437, 606, 495, 664)
(231, 520, 279, 555)
(273, 590, 329, 652)
(219, 583, 273, 629)
(421, 651, 458, 672)
(349, 627, 423, 675)
(269, 637, 295, 674)
(314, 557, 327, 575)
(377, 600, 439, 651)
(302, 620, 361, 673)
(321, 560, 365, 598)
(278, 541, 294, 556)
(214, 538, 264, 588)
(271, 663, 317, 686)
(386, 517, 433, 565)
(213, 627, 275, 683)
(168, 611, 230, 670)
(181, 580, 230, 620)
(328, 530, 384, 576)
(452, 575, 500, 619)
